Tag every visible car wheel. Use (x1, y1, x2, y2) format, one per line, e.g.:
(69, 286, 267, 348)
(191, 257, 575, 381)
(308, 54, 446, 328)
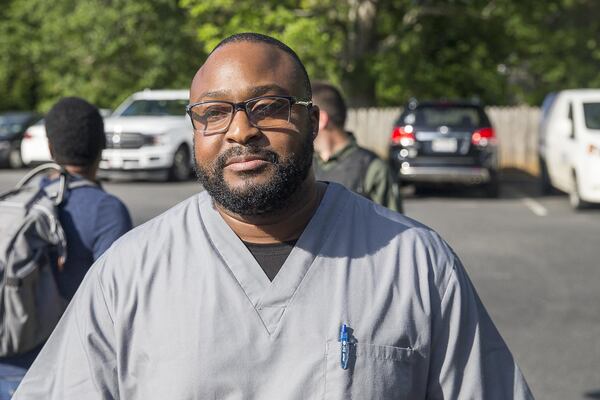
(569, 172, 588, 210)
(8, 146, 23, 169)
(483, 171, 500, 198)
(412, 184, 426, 197)
(168, 145, 191, 182)
(539, 156, 553, 195)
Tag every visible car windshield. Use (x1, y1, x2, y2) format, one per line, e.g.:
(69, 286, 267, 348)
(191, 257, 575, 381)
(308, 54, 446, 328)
(118, 99, 188, 117)
(0, 115, 31, 137)
(403, 106, 483, 128)
(583, 103, 600, 131)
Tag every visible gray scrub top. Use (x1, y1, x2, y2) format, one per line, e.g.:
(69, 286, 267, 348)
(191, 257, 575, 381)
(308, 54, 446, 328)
(14, 183, 533, 400)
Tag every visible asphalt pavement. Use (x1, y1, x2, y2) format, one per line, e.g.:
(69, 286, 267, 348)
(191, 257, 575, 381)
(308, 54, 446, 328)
(1, 167, 599, 400)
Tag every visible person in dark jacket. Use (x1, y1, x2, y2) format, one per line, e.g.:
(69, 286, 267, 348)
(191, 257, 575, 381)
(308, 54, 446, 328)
(312, 82, 403, 213)
(42, 97, 133, 301)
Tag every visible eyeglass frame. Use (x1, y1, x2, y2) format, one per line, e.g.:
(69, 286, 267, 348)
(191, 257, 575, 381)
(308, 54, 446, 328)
(185, 95, 313, 135)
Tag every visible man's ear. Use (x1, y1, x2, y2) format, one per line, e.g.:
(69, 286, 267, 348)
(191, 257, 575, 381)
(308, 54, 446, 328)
(317, 108, 328, 133)
(47, 142, 55, 159)
(310, 105, 321, 138)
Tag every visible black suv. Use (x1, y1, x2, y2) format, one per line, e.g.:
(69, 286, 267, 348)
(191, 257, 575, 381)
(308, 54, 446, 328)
(388, 100, 499, 197)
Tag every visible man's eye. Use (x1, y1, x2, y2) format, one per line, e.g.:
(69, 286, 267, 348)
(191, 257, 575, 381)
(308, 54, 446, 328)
(254, 103, 276, 115)
(201, 108, 229, 121)
(252, 100, 287, 117)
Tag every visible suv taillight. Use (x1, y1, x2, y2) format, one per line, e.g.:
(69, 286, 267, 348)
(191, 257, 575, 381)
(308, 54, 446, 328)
(391, 126, 415, 146)
(472, 127, 496, 146)
(23, 130, 32, 140)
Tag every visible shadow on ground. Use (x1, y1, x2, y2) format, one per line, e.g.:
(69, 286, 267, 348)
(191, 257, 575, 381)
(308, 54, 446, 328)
(585, 390, 600, 399)
(402, 168, 541, 200)
(405, 168, 600, 210)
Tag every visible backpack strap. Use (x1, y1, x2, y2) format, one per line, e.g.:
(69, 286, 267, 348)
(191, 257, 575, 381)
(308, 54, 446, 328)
(0, 163, 65, 205)
(8, 163, 99, 206)
(15, 163, 64, 189)
(44, 176, 98, 206)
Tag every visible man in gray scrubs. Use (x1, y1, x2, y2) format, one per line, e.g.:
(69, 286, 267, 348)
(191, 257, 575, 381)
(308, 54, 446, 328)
(14, 33, 533, 399)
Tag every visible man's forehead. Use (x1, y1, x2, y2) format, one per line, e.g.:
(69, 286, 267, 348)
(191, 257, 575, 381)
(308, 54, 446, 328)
(191, 42, 304, 101)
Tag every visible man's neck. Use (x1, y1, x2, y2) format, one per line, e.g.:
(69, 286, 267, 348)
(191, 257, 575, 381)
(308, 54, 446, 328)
(215, 178, 327, 244)
(48, 165, 98, 182)
(64, 165, 97, 181)
(318, 128, 351, 161)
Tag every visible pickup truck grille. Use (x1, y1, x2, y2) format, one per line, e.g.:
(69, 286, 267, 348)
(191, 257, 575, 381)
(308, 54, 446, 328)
(105, 132, 150, 149)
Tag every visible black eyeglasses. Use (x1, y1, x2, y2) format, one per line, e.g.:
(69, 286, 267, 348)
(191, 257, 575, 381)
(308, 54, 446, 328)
(186, 95, 312, 135)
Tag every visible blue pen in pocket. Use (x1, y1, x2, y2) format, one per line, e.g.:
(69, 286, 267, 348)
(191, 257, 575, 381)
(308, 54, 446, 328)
(339, 324, 350, 370)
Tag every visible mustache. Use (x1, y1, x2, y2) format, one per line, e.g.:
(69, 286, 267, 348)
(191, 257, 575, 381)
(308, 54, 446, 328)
(215, 146, 279, 170)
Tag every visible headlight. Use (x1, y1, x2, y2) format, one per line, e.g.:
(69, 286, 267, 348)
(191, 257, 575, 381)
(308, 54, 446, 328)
(150, 134, 171, 146)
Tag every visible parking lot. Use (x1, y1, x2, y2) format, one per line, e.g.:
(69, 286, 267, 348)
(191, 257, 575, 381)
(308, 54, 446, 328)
(1, 168, 599, 399)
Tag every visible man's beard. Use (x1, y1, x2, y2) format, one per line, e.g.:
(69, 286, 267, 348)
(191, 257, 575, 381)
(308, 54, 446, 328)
(194, 133, 313, 216)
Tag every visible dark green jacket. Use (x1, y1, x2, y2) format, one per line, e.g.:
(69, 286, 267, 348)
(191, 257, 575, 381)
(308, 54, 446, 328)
(314, 140, 403, 213)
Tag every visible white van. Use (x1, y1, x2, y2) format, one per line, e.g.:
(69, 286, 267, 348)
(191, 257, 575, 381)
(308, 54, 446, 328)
(539, 89, 600, 209)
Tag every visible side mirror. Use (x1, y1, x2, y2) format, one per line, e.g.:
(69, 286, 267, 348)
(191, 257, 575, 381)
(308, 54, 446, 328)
(99, 109, 112, 118)
(555, 119, 573, 139)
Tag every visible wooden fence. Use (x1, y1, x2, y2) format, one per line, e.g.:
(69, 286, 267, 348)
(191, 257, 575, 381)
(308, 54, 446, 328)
(346, 106, 541, 175)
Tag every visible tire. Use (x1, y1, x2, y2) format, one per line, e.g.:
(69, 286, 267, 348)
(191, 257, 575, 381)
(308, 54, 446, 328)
(168, 145, 191, 182)
(412, 184, 426, 196)
(483, 171, 500, 198)
(8, 145, 23, 169)
(569, 172, 589, 210)
(539, 156, 553, 195)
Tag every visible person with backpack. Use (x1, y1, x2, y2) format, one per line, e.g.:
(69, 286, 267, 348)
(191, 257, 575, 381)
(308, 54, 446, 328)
(312, 82, 404, 213)
(0, 98, 132, 378)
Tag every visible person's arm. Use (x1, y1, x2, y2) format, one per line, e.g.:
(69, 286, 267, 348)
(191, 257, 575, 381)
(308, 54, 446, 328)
(363, 158, 404, 213)
(13, 260, 118, 400)
(93, 196, 133, 260)
(426, 256, 534, 399)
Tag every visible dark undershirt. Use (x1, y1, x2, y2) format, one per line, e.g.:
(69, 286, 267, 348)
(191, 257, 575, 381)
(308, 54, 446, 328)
(243, 240, 297, 281)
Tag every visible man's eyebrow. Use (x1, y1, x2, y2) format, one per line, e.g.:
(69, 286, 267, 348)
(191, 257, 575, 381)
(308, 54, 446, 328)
(248, 84, 291, 98)
(195, 89, 232, 100)
(194, 84, 291, 102)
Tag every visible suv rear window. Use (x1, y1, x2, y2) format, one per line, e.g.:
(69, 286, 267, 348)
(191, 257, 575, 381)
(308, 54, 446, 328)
(402, 105, 486, 128)
(583, 103, 600, 130)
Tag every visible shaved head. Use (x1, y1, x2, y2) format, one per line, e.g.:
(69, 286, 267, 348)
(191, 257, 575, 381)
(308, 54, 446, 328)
(193, 33, 311, 101)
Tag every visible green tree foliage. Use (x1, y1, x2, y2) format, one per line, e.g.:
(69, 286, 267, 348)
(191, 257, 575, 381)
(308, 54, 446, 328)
(0, 0, 41, 111)
(0, 0, 204, 112)
(503, 0, 600, 104)
(1, 0, 599, 111)
(182, 0, 600, 106)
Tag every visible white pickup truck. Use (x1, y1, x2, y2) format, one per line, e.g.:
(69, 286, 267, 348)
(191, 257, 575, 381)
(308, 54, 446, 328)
(100, 89, 193, 181)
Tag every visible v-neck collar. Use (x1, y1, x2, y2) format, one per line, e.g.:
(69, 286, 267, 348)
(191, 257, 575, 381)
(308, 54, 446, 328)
(198, 183, 349, 336)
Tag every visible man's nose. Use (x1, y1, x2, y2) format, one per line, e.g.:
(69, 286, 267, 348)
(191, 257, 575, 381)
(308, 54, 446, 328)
(224, 108, 262, 145)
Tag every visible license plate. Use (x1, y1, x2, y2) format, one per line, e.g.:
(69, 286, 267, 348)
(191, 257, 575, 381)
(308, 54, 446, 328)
(109, 158, 123, 168)
(432, 138, 458, 153)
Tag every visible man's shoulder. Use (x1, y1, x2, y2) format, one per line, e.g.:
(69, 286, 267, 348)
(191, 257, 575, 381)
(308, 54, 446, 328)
(336, 184, 413, 227)
(90, 192, 206, 279)
(335, 185, 457, 284)
(112, 192, 205, 244)
(350, 145, 380, 164)
(354, 144, 379, 159)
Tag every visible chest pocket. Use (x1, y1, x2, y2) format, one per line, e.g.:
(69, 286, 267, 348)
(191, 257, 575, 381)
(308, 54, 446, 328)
(324, 340, 414, 400)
